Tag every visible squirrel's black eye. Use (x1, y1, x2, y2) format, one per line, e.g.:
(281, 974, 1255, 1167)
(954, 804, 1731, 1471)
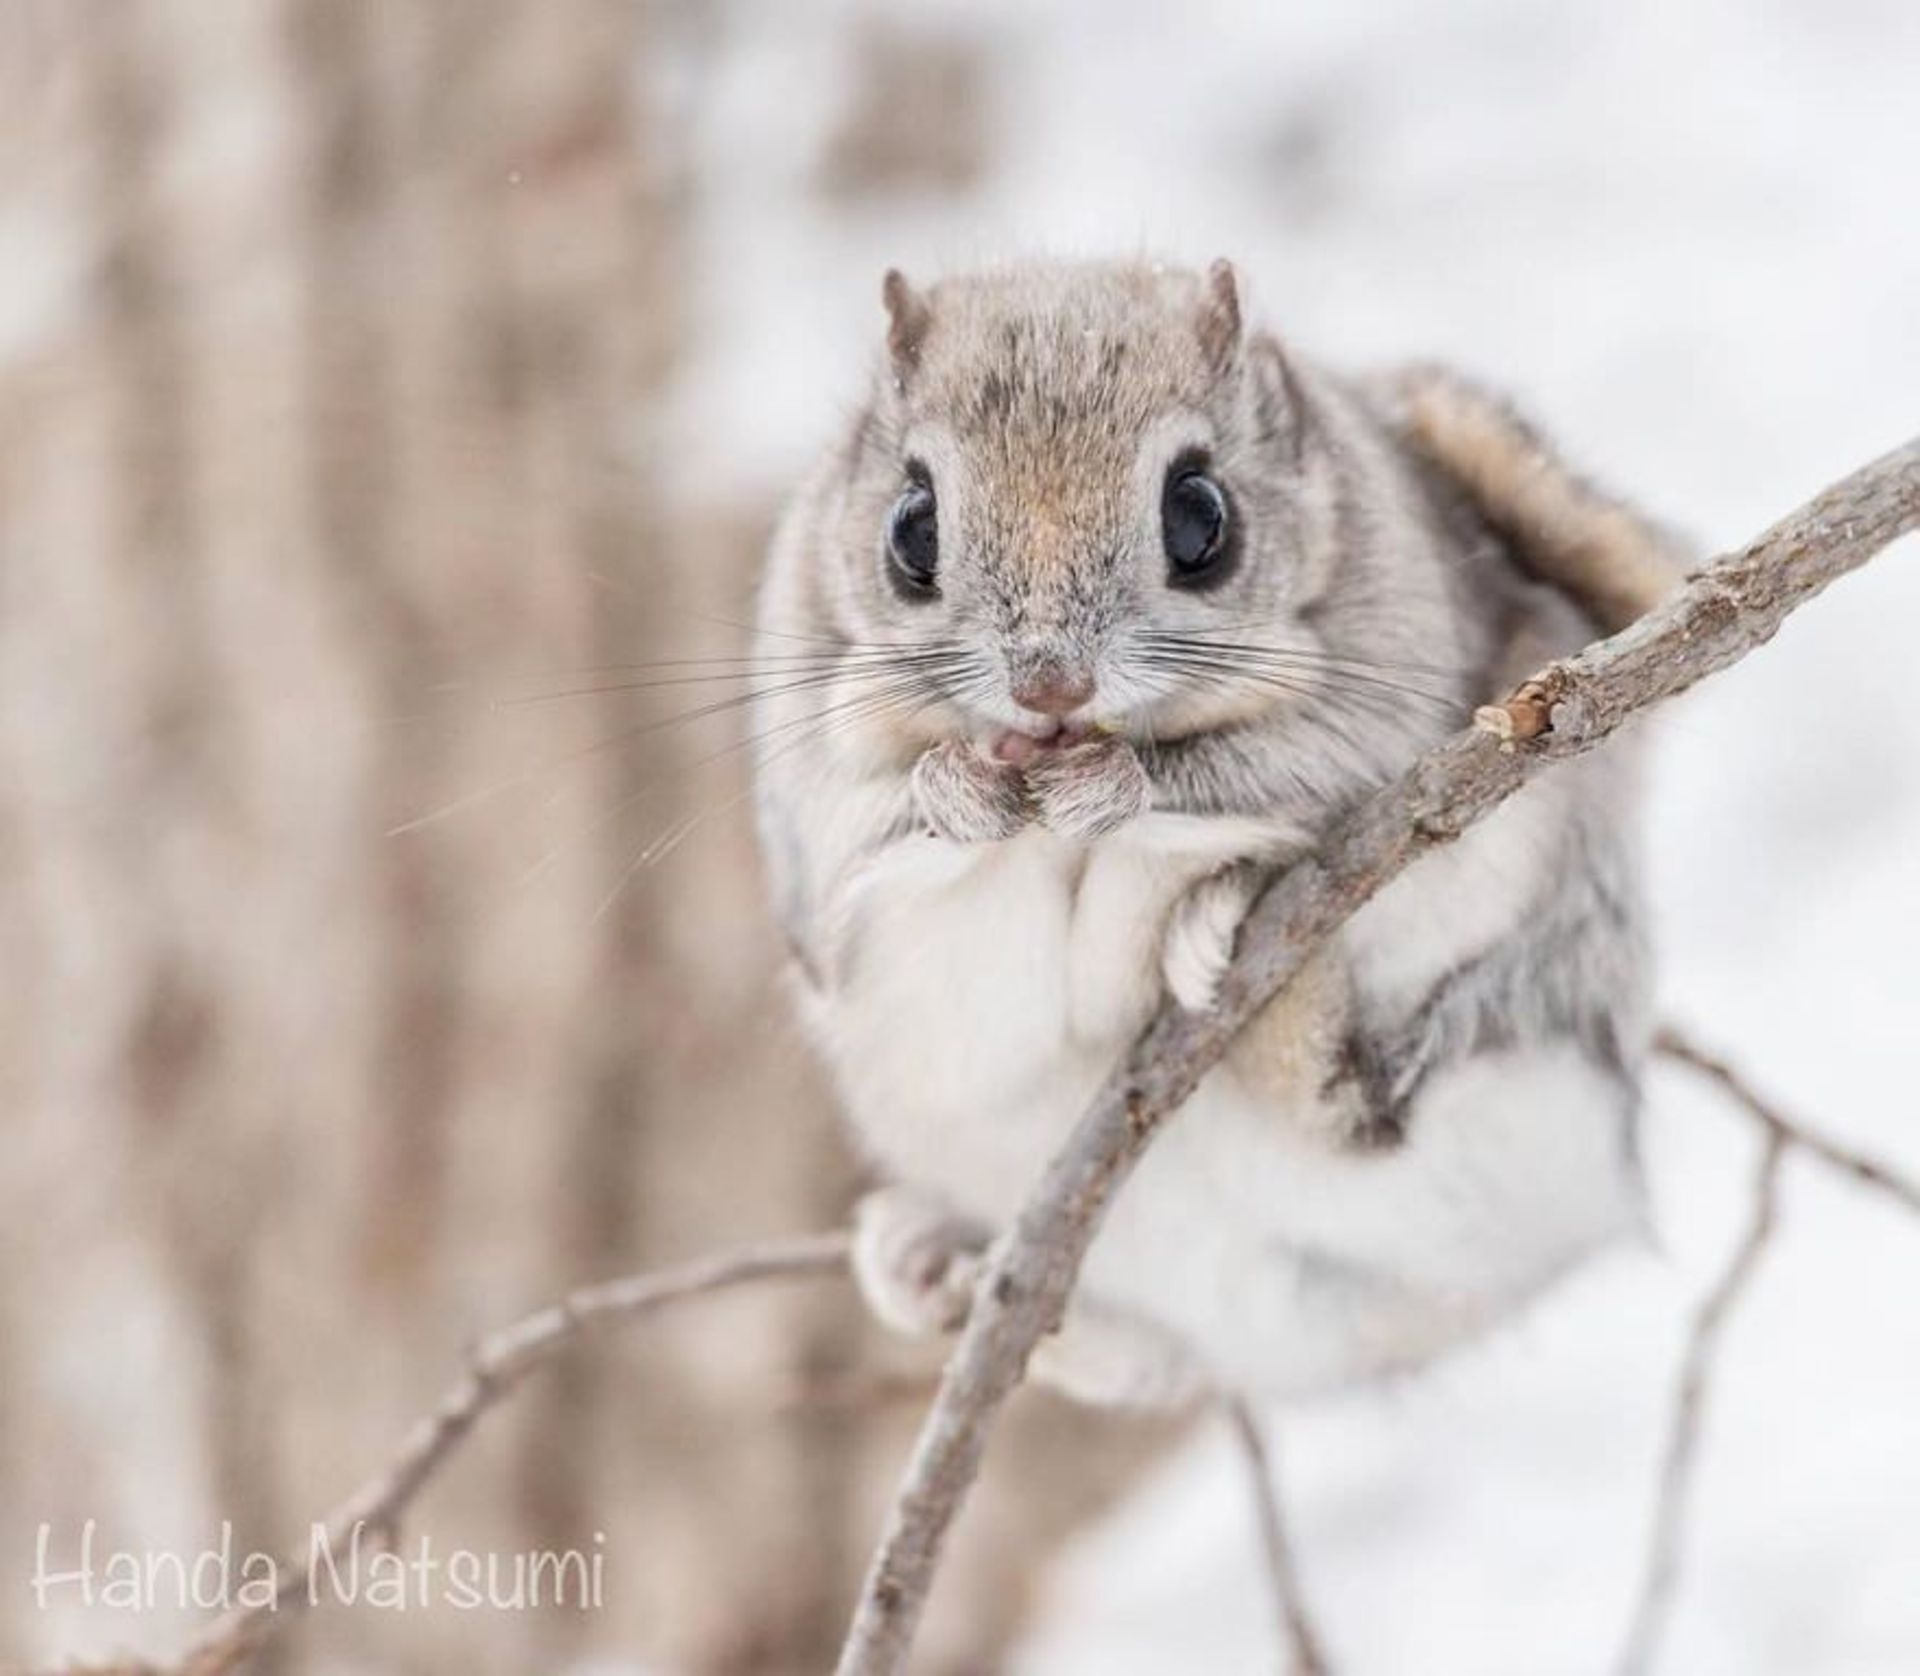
(1162, 467, 1233, 588)
(886, 476, 939, 598)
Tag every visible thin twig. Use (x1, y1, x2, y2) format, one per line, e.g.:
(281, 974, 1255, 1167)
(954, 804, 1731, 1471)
(771, 1367, 944, 1416)
(1657, 1028, 1920, 1215)
(835, 436, 1920, 1675)
(1611, 1028, 1920, 1673)
(1613, 1130, 1787, 1676)
(1228, 1401, 1331, 1676)
(169, 1232, 852, 1676)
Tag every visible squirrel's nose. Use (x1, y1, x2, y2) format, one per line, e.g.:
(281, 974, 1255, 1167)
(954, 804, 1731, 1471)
(1009, 662, 1095, 718)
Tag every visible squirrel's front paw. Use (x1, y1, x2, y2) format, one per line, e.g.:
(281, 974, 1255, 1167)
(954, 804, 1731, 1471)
(852, 1186, 988, 1338)
(912, 742, 1029, 843)
(1162, 866, 1260, 1013)
(1026, 736, 1150, 840)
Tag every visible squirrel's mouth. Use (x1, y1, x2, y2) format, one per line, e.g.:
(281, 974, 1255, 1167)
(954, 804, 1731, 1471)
(984, 719, 1094, 766)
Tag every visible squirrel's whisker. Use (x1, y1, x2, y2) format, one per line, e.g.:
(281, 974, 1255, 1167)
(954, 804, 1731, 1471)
(390, 662, 969, 839)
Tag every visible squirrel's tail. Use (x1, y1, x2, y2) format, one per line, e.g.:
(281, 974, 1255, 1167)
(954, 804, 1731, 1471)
(1388, 365, 1687, 633)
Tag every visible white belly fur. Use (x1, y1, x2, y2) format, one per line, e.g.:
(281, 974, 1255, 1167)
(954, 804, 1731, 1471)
(808, 784, 1637, 1398)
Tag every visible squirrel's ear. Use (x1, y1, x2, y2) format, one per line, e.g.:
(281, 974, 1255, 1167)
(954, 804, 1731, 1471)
(1249, 332, 1309, 462)
(881, 268, 931, 378)
(1197, 258, 1243, 371)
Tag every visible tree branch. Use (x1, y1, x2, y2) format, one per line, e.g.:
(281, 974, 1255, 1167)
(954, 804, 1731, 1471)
(835, 436, 1920, 1675)
(167, 1233, 851, 1676)
(1607, 1029, 1920, 1673)
(1228, 1402, 1331, 1676)
(1657, 1028, 1920, 1215)
(1612, 1120, 1788, 1674)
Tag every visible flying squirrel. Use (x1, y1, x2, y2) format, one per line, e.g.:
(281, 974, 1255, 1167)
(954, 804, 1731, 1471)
(753, 259, 1682, 1406)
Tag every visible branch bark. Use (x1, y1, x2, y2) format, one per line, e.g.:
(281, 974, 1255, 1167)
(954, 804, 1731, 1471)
(835, 435, 1920, 1675)
(168, 1233, 851, 1676)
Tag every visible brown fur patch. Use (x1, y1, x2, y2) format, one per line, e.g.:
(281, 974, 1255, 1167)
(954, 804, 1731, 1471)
(1395, 367, 1684, 633)
(1225, 948, 1367, 1148)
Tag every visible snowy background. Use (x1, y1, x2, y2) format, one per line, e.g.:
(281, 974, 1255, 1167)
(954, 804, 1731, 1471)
(677, 2, 1920, 1671)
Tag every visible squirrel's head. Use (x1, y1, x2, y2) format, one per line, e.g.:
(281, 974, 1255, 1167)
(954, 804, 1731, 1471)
(821, 259, 1344, 748)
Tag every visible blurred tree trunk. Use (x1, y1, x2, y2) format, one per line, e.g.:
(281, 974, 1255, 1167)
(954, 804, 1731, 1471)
(0, 5, 1174, 1672)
